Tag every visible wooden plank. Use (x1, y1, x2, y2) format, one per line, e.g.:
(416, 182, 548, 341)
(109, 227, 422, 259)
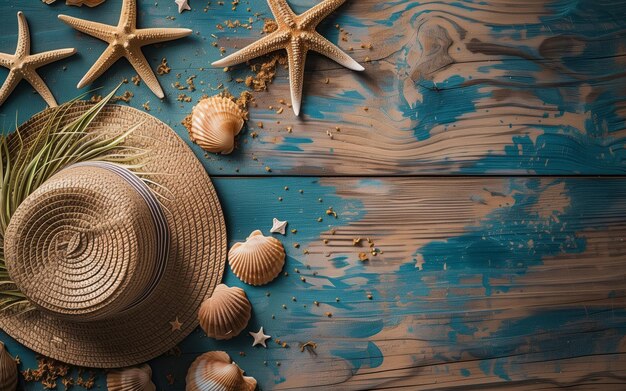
(1, 1, 625, 175)
(4, 176, 626, 390)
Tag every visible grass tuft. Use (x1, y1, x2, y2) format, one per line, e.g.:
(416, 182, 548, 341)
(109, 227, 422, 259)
(0, 87, 147, 312)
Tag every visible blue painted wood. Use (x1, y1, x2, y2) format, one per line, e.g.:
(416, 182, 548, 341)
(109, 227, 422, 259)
(0, 0, 625, 175)
(3, 176, 626, 389)
(0, 0, 625, 390)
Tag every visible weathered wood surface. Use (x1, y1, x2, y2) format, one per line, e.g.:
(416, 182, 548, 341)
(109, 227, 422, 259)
(1, 0, 626, 175)
(3, 177, 626, 390)
(1, 0, 626, 390)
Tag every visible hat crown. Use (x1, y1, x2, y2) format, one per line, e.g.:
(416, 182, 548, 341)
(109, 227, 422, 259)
(4, 163, 167, 321)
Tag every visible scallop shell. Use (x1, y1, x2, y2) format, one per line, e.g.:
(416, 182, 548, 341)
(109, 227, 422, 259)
(66, 0, 107, 6)
(43, 0, 107, 6)
(186, 351, 256, 391)
(0, 342, 17, 391)
(107, 364, 156, 391)
(228, 230, 285, 286)
(190, 96, 245, 154)
(198, 284, 252, 340)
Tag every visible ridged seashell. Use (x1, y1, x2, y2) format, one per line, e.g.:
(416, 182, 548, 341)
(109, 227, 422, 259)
(228, 230, 285, 286)
(198, 284, 252, 340)
(43, 0, 107, 7)
(0, 342, 17, 391)
(66, 0, 107, 6)
(107, 364, 156, 391)
(190, 96, 245, 154)
(186, 351, 256, 391)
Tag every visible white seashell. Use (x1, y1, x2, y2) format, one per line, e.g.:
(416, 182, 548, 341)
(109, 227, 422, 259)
(186, 351, 256, 391)
(0, 342, 17, 391)
(198, 284, 251, 340)
(107, 364, 156, 391)
(190, 96, 245, 154)
(228, 230, 285, 286)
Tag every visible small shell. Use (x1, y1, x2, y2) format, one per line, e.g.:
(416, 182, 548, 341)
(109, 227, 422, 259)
(228, 230, 285, 286)
(66, 0, 107, 6)
(44, 0, 107, 6)
(198, 284, 252, 340)
(0, 342, 17, 391)
(107, 364, 156, 391)
(186, 351, 256, 391)
(190, 96, 245, 154)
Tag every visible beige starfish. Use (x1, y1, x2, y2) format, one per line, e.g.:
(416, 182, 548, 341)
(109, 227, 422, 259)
(58, 0, 191, 98)
(212, 0, 363, 115)
(0, 12, 75, 107)
(169, 317, 183, 332)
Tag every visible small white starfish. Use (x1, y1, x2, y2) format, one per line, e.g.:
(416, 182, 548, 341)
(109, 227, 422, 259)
(249, 327, 271, 348)
(0, 12, 75, 107)
(270, 218, 288, 235)
(175, 0, 191, 13)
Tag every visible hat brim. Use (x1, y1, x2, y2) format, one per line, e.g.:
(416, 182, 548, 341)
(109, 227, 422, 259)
(0, 103, 226, 368)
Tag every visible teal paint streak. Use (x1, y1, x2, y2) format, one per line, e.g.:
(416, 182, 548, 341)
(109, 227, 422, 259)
(459, 0, 626, 173)
(396, 0, 626, 173)
(299, 89, 367, 120)
(393, 178, 625, 380)
(416, 178, 605, 293)
(0, 0, 624, 174)
(402, 75, 490, 142)
(467, 308, 626, 381)
(339, 90, 366, 100)
(461, 43, 626, 174)
(331, 341, 384, 371)
(274, 137, 312, 153)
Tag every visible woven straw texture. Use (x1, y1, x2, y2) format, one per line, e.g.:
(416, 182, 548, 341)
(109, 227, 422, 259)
(0, 103, 227, 368)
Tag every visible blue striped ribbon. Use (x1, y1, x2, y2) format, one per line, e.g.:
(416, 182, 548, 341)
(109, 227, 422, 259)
(70, 161, 170, 312)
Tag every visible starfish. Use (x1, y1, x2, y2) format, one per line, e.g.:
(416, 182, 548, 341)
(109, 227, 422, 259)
(58, 0, 192, 98)
(0, 12, 75, 107)
(249, 327, 271, 348)
(270, 218, 288, 235)
(212, 0, 363, 115)
(169, 317, 183, 332)
(175, 0, 191, 13)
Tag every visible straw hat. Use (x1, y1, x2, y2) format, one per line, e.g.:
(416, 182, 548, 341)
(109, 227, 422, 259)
(0, 103, 226, 368)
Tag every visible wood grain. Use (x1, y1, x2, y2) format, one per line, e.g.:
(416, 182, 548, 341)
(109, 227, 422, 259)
(0, 0, 625, 390)
(3, 176, 625, 390)
(279, 177, 626, 389)
(149, 177, 626, 390)
(204, 0, 626, 175)
(1, 0, 625, 175)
